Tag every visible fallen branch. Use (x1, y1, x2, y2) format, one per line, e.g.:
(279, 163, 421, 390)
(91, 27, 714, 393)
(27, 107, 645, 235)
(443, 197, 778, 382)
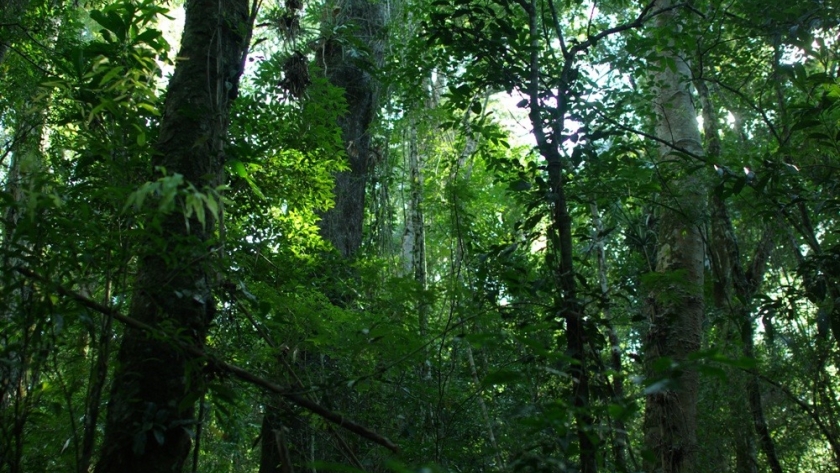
(15, 266, 400, 454)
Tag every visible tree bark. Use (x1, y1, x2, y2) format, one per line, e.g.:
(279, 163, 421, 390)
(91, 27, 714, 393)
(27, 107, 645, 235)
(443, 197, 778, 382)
(260, 2, 384, 470)
(316, 0, 384, 257)
(94, 0, 250, 470)
(643, 2, 707, 472)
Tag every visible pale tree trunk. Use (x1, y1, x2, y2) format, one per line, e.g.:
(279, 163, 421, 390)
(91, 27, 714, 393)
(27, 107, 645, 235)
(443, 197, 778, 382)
(642, 1, 707, 472)
(590, 203, 628, 472)
(402, 113, 428, 339)
(94, 0, 251, 470)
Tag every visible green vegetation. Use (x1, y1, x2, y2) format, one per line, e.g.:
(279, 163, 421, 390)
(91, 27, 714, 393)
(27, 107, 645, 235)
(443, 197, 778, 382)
(2, 0, 840, 472)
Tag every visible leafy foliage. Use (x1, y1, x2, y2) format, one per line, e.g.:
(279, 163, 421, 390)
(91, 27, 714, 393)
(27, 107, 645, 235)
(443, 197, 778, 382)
(1, 0, 840, 472)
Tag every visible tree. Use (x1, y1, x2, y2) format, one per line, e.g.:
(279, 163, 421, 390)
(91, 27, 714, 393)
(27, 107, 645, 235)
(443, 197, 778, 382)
(316, 0, 385, 257)
(641, 2, 707, 472)
(3, 0, 840, 471)
(94, 0, 253, 470)
(257, 0, 385, 469)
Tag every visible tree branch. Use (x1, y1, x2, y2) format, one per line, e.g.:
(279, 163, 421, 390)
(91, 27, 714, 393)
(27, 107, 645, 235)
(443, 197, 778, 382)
(14, 266, 400, 454)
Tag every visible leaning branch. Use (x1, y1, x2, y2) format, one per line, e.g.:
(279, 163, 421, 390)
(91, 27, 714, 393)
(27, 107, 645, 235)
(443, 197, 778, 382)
(15, 266, 400, 454)
(754, 370, 840, 459)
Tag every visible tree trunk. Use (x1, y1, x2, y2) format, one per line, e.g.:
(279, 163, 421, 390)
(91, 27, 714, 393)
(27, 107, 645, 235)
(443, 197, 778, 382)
(403, 113, 429, 374)
(712, 196, 782, 473)
(523, 0, 594, 469)
(259, 402, 297, 473)
(316, 0, 384, 257)
(260, 2, 384, 470)
(643, 2, 707, 472)
(696, 69, 782, 473)
(94, 0, 250, 470)
(591, 203, 628, 472)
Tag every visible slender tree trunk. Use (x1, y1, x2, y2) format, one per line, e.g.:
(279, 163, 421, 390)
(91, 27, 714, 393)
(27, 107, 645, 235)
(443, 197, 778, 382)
(521, 0, 595, 469)
(94, 0, 251, 470)
(696, 73, 758, 473)
(642, 2, 707, 472)
(522, 1, 594, 470)
(695, 75, 781, 473)
(590, 203, 628, 472)
(79, 277, 114, 473)
(711, 195, 782, 473)
(403, 113, 429, 365)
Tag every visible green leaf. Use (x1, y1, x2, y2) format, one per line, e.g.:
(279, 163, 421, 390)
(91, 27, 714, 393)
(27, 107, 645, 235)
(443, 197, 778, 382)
(509, 179, 532, 191)
(229, 159, 248, 178)
(99, 66, 124, 86)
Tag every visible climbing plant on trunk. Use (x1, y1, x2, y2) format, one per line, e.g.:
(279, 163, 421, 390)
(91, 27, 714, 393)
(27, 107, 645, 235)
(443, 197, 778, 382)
(95, 0, 254, 471)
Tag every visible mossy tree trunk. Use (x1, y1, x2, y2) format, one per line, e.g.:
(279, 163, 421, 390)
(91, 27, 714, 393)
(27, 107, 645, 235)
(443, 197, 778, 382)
(94, 0, 251, 471)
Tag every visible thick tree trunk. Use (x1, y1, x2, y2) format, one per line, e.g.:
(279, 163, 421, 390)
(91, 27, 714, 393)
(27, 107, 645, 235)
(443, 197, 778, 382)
(260, 2, 384, 470)
(316, 0, 384, 257)
(642, 2, 707, 472)
(94, 0, 250, 471)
